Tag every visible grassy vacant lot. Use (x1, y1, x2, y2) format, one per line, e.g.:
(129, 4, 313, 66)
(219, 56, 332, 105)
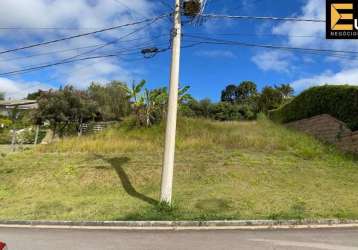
(0, 145, 11, 154)
(0, 116, 358, 221)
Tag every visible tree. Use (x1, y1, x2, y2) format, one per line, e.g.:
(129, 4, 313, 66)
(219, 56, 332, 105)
(131, 84, 192, 127)
(178, 85, 193, 103)
(124, 80, 146, 104)
(258, 86, 284, 113)
(221, 81, 258, 104)
(276, 84, 294, 99)
(35, 86, 97, 138)
(88, 81, 131, 121)
(0, 92, 5, 100)
(75, 90, 98, 136)
(27, 90, 43, 100)
(210, 102, 247, 121)
(236, 81, 258, 103)
(184, 98, 213, 118)
(221, 84, 237, 103)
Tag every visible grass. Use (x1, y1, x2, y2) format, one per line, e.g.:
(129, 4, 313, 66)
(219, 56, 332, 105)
(0, 115, 358, 221)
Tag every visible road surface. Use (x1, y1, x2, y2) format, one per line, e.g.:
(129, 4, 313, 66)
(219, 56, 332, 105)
(1, 227, 358, 250)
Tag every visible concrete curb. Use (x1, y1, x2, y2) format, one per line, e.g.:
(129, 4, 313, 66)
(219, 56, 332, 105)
(0, 219, 358, 230)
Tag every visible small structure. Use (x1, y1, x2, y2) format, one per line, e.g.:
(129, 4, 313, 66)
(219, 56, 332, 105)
(0, 100, 38, 113)
(0, 100, 39, 150)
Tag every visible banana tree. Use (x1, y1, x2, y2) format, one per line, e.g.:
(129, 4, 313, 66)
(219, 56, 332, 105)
(122, 80, 146, 125)
(178, 85, 192, 103)
(151, 85, 192, 121)
(126, 80, 146, 104)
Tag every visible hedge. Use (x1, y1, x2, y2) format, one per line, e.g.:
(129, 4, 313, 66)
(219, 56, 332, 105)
(269, 85, 358, 131)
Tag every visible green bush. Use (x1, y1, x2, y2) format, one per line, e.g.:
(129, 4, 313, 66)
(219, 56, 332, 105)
(269, 85, 358, 130)
(183, 99, 257, 121)
(0, 130, 11, 144)
(210, 102, 256, 121)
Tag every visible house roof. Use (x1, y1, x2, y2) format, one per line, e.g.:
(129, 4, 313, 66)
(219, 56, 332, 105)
(0, 100, 38, 110)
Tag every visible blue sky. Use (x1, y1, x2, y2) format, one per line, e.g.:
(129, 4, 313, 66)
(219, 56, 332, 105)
(0, 0, 357, 101)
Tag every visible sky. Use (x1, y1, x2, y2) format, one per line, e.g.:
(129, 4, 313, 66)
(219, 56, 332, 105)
(0, 0, 358, 101)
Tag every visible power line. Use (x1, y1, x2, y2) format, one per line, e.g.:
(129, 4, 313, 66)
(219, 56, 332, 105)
(199, 14, 326, 23)
(0, 17, 168, 78)
(183, 36, 358, 63)
(185, 32, 323, 39)
(41, 56, 149, 83)
(59, 17, 164, 64)
(0, 40, 173, 77)
(200, 0, 209, 15)
(0, 33, 169, 63)
(0, 41, 202, 77)
(157, 0, 174, 11)
(3, 38, 170, 77)
(0, 13, 170, 56)
(0, 53, 130, 77)
(3, 36, 355, 78)
(0, 27, 101, 31)
(184, 35, 358, 55)
(112, 0, 148, 18)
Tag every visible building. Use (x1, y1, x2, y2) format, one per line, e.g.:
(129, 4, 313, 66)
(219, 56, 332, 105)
(0, 100, 38, 116)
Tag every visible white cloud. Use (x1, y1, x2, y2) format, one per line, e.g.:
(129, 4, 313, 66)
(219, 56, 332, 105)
(292, 68, 358, 91)
(272, 0, 358, 58)
(272, 0, 326, 47)
(195, 49, 237, 59)
(251, 0, 358, 91)
(0, 78, 52, 99)
(61, 58, 133, 88)
(0, 0, 165, 98)
(252, 50, 294, 73)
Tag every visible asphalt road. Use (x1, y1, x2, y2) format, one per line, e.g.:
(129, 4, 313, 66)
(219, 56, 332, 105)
(1, 227, 358, 250)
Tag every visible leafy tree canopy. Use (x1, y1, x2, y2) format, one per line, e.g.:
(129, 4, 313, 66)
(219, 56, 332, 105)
(221, 81, 258, 104)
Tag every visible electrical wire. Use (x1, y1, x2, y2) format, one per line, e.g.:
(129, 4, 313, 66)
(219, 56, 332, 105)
(0, 40, 204, 77)
(0, 13, 170, 55)
(0, 33, 168, 63)
(0, 54, 129, 77)
(185, 32, 323, 39)
(58, 16, 165, 64)
(3, 38, 170, 77)
(184, 35, 358, 55)
(0, 40, 173, 77)
(199, 14, 325, 23)
(0, 27, 102, 31)
(157, 0, 174, 11)
(112, 0, 149, 19)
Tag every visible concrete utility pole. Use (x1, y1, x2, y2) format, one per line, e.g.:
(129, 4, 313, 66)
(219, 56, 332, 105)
(160, 0, 182, 204)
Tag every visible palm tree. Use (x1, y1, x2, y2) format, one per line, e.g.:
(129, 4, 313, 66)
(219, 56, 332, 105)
(276, 84, 294, 99)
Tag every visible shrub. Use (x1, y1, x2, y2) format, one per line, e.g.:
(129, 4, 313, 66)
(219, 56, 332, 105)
(183, 100, 257, 121)
(258, 86, 284, 113)
(0, 117, 12, 128)
(210, 102, 256, 121)
(15, 127, 46, 144)
(0, 130, 11, 144)
(269, 85, 358, 130)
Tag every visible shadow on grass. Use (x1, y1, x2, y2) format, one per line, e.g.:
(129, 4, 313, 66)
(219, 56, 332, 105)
(103, 156, 158, 206)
